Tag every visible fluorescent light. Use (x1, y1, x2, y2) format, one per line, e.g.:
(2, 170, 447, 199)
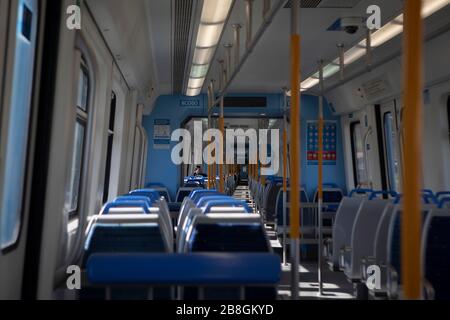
(188, 77, 205, 88)
(185, 0, 234, 96)
(201, 0, 233, 24)
(342, 45, 366, 65)
(313, 63, 340, 79)
(301, 77, 320, 90)
(422, 0, 450, 17)
(193, 47, 215, 65)
(361, 15, 404, 47)
(196, 23, 224, 48)
(190, 64, 209, 78)
(186, 88, 201, 97)
(299, 0, 450, 93)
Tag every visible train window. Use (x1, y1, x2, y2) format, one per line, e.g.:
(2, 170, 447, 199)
(350, 122, 368, 187)
(65, 58, 89, 215)
(447, 96, 450, 143)
(103, 92, 116, 204)
(383, 112, 401, 191)
(0, 1, 38, 249)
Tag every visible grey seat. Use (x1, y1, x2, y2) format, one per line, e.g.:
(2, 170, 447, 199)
(330, 197, 364, 271)
(344, 199, 392, 281)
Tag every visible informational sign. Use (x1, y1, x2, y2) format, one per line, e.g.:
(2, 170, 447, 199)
(307, 121, 338, 165)
(153, 119, 171, 150)
(180, 99, 200, 107)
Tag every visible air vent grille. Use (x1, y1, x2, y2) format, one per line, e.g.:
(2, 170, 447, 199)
(284, 0, 322, 8)
(173, 0, 193, 93)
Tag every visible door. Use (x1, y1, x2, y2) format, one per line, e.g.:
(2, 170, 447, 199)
(0, 0, 39, 299)
(379, 101, 402, 192)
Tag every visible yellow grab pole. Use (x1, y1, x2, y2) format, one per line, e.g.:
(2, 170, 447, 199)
(290, 0, 301, 300)
(219, 98, 225, 193)
(282, 89, 289, 266)
(317, 60, 324, 296)
(402, 0, 423, 300)
(207, 84, 212, 189)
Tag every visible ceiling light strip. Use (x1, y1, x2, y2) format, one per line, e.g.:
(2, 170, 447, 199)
(300, 0, 450, 91)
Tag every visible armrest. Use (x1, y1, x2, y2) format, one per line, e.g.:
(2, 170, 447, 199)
(387, 265, 399, 300)
(339, 246, 352, 271)
(423, 279, 435, 300)
(360, 256, 376, 281)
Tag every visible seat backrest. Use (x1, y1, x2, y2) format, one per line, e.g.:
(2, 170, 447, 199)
(176, 187, 201, 203)
(101, 200, 150, 214)
(331, 197, 364, 268)
(151, 187, 172, 203)
(196, 195, 233, 207)
(264, 183, 282, 220)
(436, 191, 450, 201)
(439, 197, 450, 209)
(373, 203, 396, 265)
(203, 200, 251, 214)
(84, 214, 171, 266)
(114, 196, 153, 207)
(422, 209, 450, 300)
(387, 205, 435, 283)
(129, 189, 161, 202)
(315, 188, 344, 203)
(189, 189, 219, 203)
(349, 199, 391, 279)
(184, 214, 269, 253)
(349, 189, 373, 198)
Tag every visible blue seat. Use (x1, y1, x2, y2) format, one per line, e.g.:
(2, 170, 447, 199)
(436, 191, 450, 201)
(114, 196, 153, 207)
(439, 197, 450, 209)
(101, 200, 150, 214)
(184, 215, 274, 300)
(196, 195, 233, 207)
(349, 189, 373, 198)
(387, 207, 433, 292)
(86, 253, 281, 300)
(369, 190, 398, 200)
(423, 210, 450, 300)
(82, 215, 171, 300)
(189, 189, 220, 203)
(176, 187, 201, 203)
(129, 189, 161, 202)
(203, 199, 251, 214)
(275, 188, 310, 227)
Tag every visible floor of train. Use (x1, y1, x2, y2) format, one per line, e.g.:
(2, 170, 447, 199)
(233, 184, 354, 300)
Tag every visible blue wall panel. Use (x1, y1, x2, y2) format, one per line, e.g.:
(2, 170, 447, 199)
(143, 94, 347, 201)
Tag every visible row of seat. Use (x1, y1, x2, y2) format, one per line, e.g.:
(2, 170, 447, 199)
(81, 186, 279, 300)
(326, 188, 450, 300)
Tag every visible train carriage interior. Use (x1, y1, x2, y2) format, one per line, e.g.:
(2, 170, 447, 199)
(1, 0, 450, 303)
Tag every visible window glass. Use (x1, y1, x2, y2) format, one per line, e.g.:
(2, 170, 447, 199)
(65, 121, 85, 213)
(77, 66, 89, 112)
(103, 92, 116, 203)
(351, 122, 368, 187)
(0, 0, 38, 249)
(384, 112, 401, 191)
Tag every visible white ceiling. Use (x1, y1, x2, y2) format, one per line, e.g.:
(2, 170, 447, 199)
(86, 0, 448, 110)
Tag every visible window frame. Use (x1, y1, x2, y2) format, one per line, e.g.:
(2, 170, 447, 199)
(350, 121, 367, 188)
(102, 91, 116, 204)
(66, 57, 90, 217)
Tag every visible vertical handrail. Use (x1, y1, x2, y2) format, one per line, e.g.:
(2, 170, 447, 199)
(219, 97, 225, 193)
(290, 0, 301, 301)
(317, 60, 324, 296)
(282, 89, 288, 266)
(402, 0, 423, 300)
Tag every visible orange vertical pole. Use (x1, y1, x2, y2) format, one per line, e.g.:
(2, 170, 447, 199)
(219, 105, 225, 193)
(290, 0, 301, 300)
(402, 0, 423, 300)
